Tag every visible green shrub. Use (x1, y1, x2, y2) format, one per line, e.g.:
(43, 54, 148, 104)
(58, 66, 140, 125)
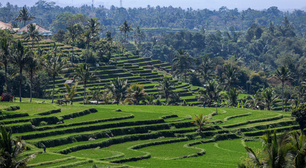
(40, 121, 48, 126)
(37, 109, 61, 116)
(30, 116, 60, 126)
(155, 99, 162, 105)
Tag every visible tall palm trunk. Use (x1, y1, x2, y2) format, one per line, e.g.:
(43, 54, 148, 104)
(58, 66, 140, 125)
(52, 75, 55, 103)
(19, 68, 22, 102)
(30, 69, 33, 102)
(282, 82, 284, 112)
(184, 71, 187, 82)
(83, 80, 87, 104)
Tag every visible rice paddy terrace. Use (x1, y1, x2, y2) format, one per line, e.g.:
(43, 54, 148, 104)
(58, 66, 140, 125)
(0, 102, 298, 168)
(20, 39, 202, 105)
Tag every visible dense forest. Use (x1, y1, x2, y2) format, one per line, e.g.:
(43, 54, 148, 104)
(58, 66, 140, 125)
(1, 0, 306, 36)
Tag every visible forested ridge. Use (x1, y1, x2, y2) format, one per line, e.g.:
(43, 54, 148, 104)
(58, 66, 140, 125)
(1, 0, 306, 36)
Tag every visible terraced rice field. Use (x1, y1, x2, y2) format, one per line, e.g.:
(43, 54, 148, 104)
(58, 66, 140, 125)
(0, 102, 297, 167)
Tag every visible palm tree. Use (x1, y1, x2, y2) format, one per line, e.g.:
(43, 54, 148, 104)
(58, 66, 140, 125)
(246, 90, 262, 110)
(145, 95, 155, 105)
(64, 83, 78, 105)
(222, 64, 239, 91)
(83, 18, 102, 63)
(41, 54, 67, 103)
(289, 131, 306, 168)
(0, 126, 37, 167)
(48, 43, 61, 58)
(197, 54, 213, 84)
(90, 87, 102, 105)
(25, 54, 39, 102)
(191, 114, 210, 132)
(168, 92, 181, 105)
(225, 88, 240, 107)
(101, 89, 112, 105)
(261, 87, 278, 110)
(173, 49, 193, 82)
(22, 23, 42, 48)
(155, 77, 175, 103)
(66, 23, 83, 55)
(106, 77, 129, 105)
(10, 40, 33, 102)
(0, 38, 10, 91)
(119, 20, 133, 44)
(14, 7, 35, 27)
(243, 128, 294, 168)
(274, 66, 292, 111)
(72, 63, 98, 104)
(198, 80, 222, 113)
(125, 83, 147, 105)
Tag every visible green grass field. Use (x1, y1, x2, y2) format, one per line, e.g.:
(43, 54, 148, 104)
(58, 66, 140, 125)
(0, 101, 298, 168)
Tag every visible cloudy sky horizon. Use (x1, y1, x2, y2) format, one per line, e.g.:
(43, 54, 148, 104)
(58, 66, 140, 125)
(2, 0, 306, 11)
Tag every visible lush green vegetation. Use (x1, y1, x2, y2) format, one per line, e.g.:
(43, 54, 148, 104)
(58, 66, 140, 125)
(1, 2, 306, 168)
(0, 101, 302, 167)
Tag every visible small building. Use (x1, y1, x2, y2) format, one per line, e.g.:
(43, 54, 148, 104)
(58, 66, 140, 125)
(16, 23, 53, 39)
(0, 21, 13, 30)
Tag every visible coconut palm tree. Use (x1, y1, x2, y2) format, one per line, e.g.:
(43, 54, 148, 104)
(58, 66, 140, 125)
(274, 66, 292, 111)
(23, 23, 42, 48)
(64, 83, 78, 105)
(119, 20, 133, 44)
(72, 63, 98, 104)
(261, 87, 278, 110)
(41, 54, 67, 103)
(197, 54, 213, 84)
(10, 40, 33, 102)
(125, 83, 147, 105)
(191, 114, 210, 132)
(0, 38, 10, 91)
(243, 128, 295, 168)
(101, 89, 112, 105)
(222, 64, 240, 91)
(173, 49, 193, 82)
(288, 131, 306, 168)
(198, 80, 222, 113)
(25, 54, 39, 102)
(83, 18, 102, 63)
(106, 77, 129, 105)
(0, 126, 37, 167)
(90, 87, 102, 105)
(155, 77, 175, 103)
(66, 23, 83, 54)
(224, 88, 240, 107)
(14, 7, 35, 27)
(246, 90, 262, 110)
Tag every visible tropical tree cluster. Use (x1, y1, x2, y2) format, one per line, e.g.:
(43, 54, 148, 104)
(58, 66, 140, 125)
(2, 1, 306, 38)
(240, 128, 306, 168)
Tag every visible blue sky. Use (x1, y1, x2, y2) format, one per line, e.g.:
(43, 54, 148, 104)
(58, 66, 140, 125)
(3, 0, 306, 10)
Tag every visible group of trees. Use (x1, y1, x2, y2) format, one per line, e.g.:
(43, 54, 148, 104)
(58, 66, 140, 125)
(0, 36, 68, 103)
(240, 128, 306, 168)
(2, 1, 306, 38)
(195, 63, 299, 112)
(70, 76, 180, 106)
